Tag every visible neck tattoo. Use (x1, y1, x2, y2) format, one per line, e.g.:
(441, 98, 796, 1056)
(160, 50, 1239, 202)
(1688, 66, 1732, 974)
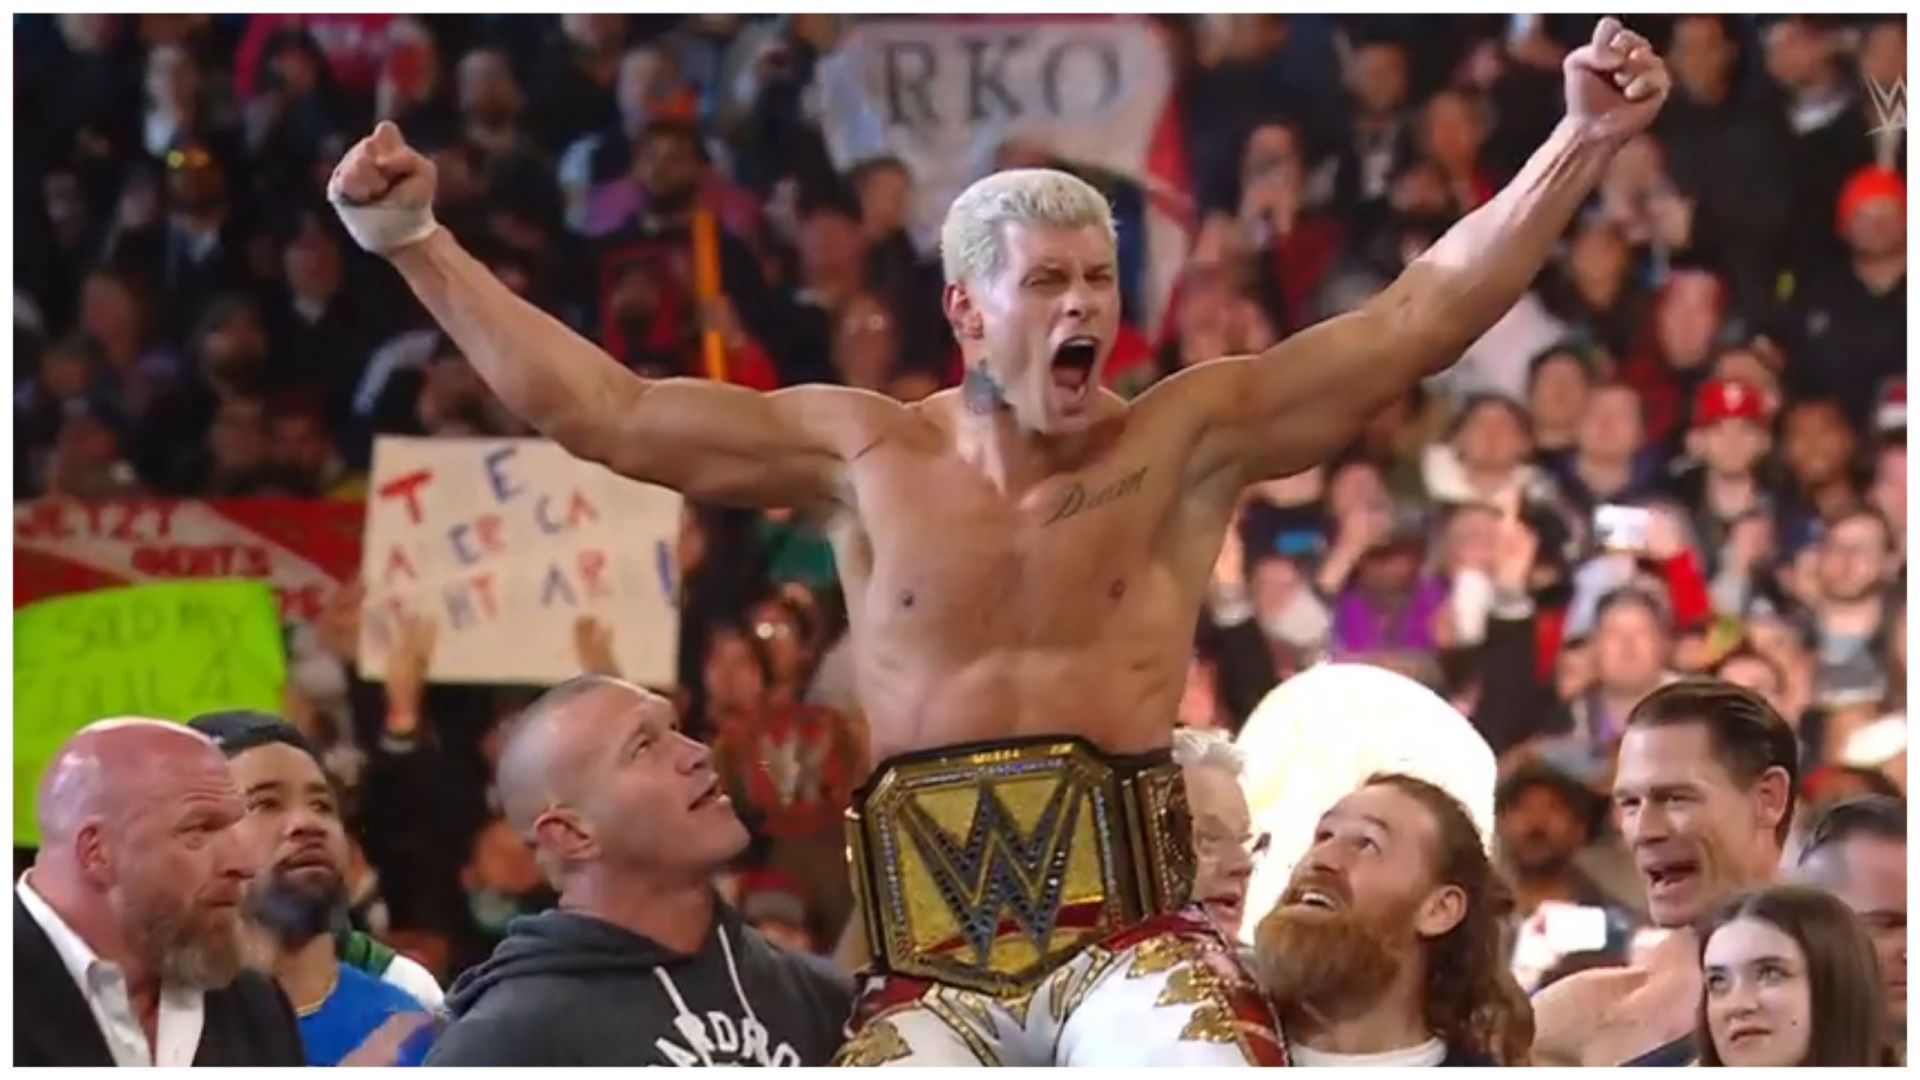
(963, 362, 1006, 416)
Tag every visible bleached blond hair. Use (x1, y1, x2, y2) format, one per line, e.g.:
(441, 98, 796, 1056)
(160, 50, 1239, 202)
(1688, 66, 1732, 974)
(939, 168, 1117, 286)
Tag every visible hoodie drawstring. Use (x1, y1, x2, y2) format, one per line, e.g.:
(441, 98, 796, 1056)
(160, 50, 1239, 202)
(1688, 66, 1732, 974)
(716, 924, 759, 1026)
(653, 968, 715, 1066)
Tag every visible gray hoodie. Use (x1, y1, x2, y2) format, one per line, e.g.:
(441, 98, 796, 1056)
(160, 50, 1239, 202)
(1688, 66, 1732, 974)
(426, 903, 850, 1067)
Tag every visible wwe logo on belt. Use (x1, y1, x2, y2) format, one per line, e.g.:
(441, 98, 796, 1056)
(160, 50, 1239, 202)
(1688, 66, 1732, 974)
(1865, 74, 1905, 136)
(902, 781, 1080, 964)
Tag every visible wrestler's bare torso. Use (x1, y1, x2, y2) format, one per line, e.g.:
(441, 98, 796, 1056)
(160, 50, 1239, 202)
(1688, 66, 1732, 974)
(338, 30, 1671, 769)
(386, 214, 1332, 772)
(816, 383, 1239, 766)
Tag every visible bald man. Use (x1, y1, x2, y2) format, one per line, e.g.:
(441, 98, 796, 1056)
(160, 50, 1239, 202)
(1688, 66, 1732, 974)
(15, 719, 306, 1066)
(427, 676, 850, 1067)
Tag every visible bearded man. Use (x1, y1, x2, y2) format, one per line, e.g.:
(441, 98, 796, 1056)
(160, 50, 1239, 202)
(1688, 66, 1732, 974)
(15, 719, 305, 1066)
(1255, 773, 1532, 1066)
(190, 712, 433, 1066)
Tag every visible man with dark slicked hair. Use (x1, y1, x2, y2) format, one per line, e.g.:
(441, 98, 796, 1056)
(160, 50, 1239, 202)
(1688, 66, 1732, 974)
(189, 710, 433, 1066)
(1534, 679, 1797, 1066)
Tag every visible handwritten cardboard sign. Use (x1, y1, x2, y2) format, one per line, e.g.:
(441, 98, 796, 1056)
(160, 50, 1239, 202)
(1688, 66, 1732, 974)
(359, 437, 682, 686)
(14, 579, 288, 846)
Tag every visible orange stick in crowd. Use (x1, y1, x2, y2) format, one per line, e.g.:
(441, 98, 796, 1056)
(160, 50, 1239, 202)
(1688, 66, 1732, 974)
(691, 206, 728, 382)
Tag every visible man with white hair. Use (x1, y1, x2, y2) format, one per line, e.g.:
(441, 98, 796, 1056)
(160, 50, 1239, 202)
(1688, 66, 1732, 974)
(329, 19, 1670, 1066)
(1174, 727, 1265, 941)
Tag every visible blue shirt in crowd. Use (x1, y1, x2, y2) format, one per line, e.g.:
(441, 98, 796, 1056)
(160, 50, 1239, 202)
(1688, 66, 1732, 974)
(299, 964, 432, 1066)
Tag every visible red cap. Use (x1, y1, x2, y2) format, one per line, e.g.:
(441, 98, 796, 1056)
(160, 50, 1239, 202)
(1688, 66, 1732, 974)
(1836, 166, 1905, 231)
(1693, 378, 1768, 428)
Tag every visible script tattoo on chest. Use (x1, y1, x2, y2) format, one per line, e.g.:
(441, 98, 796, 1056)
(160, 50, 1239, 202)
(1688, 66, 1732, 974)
(1043, 466, 1148, 526)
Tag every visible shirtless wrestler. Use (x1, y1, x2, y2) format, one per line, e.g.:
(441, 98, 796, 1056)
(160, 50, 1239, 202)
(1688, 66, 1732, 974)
(1530, 680, 1797, 1066)
(329, 18, 1669, 1066)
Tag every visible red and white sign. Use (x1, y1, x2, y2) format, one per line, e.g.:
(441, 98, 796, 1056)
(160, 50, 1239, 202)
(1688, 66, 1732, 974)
(14, 498, 364, 626)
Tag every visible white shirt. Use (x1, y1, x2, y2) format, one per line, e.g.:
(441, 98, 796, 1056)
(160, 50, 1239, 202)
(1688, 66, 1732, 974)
(16, 874, 206, 1067)
(381, 953, 445, 1010)
(1289, 1033, 1447, 1068)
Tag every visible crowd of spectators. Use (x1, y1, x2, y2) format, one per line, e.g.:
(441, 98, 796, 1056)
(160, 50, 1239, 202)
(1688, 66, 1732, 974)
(14, 12, 1907, 988)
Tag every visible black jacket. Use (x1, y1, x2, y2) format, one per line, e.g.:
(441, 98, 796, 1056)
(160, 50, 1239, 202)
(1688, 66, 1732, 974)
(12, 896, 305, 1066)
(1471, 610, 1569, 758)
(427, 903, 851, 1067)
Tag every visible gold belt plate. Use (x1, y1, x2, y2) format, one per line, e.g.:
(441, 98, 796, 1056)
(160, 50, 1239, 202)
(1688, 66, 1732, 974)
(846, 738, 1192, 996)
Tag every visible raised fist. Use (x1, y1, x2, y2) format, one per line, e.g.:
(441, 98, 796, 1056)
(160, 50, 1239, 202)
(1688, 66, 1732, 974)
(327, 121, 440, 255)
(1564, 17, 1671, 143)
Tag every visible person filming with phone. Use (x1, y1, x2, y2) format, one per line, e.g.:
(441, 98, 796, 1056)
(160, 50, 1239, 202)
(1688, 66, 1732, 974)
(1523, 498, 1707, 743)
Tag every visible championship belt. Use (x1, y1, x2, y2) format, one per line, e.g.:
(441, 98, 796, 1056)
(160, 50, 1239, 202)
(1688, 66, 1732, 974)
(845, 736, 1194, 997)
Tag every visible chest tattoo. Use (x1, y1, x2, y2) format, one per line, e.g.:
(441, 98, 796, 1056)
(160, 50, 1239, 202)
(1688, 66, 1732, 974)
(1043, 466, 1148, 527)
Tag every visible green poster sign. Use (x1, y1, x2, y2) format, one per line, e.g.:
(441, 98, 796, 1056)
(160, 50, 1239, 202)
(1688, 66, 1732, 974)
(14, 579, 287, 846)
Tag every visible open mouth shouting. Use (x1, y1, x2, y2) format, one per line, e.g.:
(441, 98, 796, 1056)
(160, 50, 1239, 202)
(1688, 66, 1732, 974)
(1640, 856, 1701, 906)
(1048, 336, 1099, 415)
